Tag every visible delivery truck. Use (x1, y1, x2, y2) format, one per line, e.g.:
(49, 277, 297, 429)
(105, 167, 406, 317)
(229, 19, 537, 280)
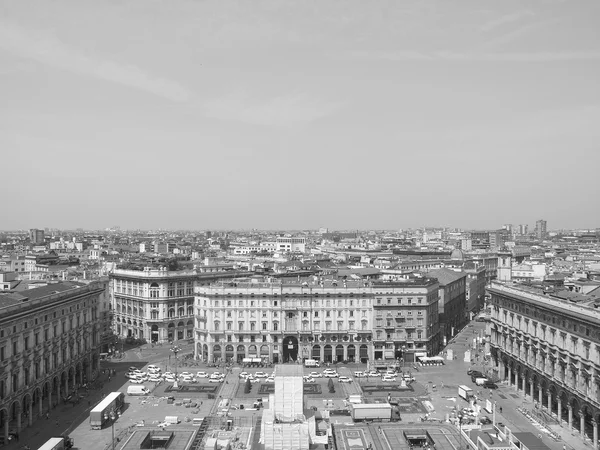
(350, 403, 393, 421)
(37, 436, 74, 450)
(458, 385, 474, 402)
(90, 391, 125, 430)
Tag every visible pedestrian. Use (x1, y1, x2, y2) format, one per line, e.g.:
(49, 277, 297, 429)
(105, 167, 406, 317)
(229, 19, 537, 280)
(55, 420, 59, 427)
(88, 400, 91, 407)
(499, 407, 503, 414)
(46, 412, 50, 420)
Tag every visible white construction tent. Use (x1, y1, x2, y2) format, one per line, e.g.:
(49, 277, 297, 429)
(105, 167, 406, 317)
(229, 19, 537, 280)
(260, 365, 310, 450)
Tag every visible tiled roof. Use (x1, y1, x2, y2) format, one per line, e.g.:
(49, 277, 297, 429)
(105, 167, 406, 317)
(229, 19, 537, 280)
(427, 267, 467, 285)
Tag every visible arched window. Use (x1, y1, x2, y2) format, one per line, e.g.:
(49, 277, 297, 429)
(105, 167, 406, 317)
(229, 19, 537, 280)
(214, 321, 220, 331)
(168, 309, 175, 318)
(250, 322, 256, 331)
(178, 307, 184, 317)
(151, 310, 159, 320)
(273, 322, 279, 331)
(187, 307, 193, 316)
(150, 282, 159, 299)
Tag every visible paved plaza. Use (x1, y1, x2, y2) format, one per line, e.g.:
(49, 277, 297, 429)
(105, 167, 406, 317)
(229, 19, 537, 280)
(5, 326, 596, 450)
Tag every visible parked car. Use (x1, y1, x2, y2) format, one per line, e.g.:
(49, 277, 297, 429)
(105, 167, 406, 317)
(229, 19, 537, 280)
(239, 372, 249, 379)
(164, 376, 176, 383)
(148, 375, 162, 383)
(178, 372, 193, 378)
(129, 367, 141, 373)
(338, 376, 352, 383)
(147, 365, 161, 373)
(196, 372, 209, 378)
(209, 377, 222, 383)
(163, 372, 175, 378)
(255, 372, 268, 378)
(467, 369, 484, 377)
(265, 377, 275, 383)
(309, 372, 323, 378)
(479, 416, 492, 425)
(180, 375, 195, 383)
(130, 377, 144, 384)
(323, 372, 339, 378)
(354, 371, 366, 378)
(303, 376, 315, 383)
(367, 371, 381, 377)
(382, 375, 397, 382)
(483, 381, 498, 389)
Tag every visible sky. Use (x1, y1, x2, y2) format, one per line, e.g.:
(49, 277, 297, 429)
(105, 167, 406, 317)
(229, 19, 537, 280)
(1, 0, 599, 231)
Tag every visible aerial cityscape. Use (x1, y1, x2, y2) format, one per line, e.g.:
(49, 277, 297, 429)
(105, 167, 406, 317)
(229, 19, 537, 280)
(2, 0, 600, 449)
(1, 223, 600, 449)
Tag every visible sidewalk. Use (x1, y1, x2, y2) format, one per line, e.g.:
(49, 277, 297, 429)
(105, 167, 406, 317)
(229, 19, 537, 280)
(436, 324, 591, 450)
(5, 370, 118, 450)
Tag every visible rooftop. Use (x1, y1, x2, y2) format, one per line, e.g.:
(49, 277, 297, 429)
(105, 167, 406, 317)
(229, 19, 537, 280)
(427, 267, 468, 285)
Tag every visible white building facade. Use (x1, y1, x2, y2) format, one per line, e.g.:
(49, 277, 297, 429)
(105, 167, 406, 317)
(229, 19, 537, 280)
(195, 282, 374, 364)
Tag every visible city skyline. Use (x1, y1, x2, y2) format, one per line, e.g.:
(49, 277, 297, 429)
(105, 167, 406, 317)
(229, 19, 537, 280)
(1, 0, 599, 230)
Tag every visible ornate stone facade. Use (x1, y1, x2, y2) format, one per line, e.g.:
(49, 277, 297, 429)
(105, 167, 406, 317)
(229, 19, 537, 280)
(0, 281, 105, 444)
(488, 282, 600, 448)
(195, 279, 441, 365)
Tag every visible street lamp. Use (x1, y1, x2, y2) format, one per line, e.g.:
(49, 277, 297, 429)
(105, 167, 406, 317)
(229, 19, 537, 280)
(458, 413, 465, 450)
(170, 345, 182, 389)
(103, 409, 117, 450)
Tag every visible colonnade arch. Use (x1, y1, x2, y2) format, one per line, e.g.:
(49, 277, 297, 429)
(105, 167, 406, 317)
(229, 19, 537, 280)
(496, 349, 600, 447)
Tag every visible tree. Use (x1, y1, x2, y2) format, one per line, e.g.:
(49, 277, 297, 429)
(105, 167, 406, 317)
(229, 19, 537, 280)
(328, 378, 335, 394)
(244, 378, 252, 394)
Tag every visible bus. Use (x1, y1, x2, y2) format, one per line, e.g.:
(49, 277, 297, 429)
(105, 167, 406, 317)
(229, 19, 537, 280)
(89, 391, 125, 430)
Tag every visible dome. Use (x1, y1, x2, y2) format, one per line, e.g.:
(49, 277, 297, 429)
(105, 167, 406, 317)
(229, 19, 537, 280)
(450, 249, 465, 261)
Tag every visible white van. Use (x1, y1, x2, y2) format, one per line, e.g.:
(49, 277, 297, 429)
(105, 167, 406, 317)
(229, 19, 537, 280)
(304, 359, 320, 368)
(127, 385, 150, 396)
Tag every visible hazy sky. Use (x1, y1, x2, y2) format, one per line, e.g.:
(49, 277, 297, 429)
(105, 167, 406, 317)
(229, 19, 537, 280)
(1, 0, 599, 231)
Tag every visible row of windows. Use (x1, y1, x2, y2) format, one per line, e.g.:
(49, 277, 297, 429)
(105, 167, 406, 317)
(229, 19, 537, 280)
(114, 280, 194, 297)
(1, 301, 94, 337)
(210, 320, 368, 332)
(211, 309, 368, 319)
(207, 298, 370, 307)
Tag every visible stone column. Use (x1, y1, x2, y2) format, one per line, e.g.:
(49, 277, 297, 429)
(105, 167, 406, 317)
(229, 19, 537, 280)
(508, 367, 513, 386)
(48, 388, 53, 411)
(64, 375, 69, 398)
(568, 405, 573, 430)
(38, 395, 43, 417)
(28, 398, 33, 427)
(16, 406, 21, 433)
(538, 385, 543, 406)
(558, 398, 563, 424)
(3, 419, 8, 444)
(592, 420, 598, 449)
(521, 376, 526, 395)
(580, 411, 585, 438)
(547, 392, 552, 414)
(514, 370, 518, 390)
(529, 380, 534, 399)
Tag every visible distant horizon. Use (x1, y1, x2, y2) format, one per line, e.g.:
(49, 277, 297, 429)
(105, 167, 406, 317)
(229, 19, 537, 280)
(2, 225, 599, 234)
